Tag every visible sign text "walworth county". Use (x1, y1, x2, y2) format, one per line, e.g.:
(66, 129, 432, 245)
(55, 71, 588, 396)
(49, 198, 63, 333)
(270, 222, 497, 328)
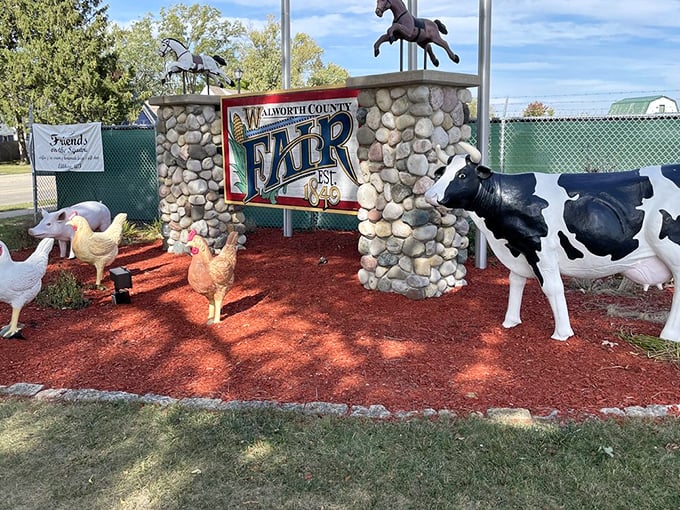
(222, 88, 360, 213)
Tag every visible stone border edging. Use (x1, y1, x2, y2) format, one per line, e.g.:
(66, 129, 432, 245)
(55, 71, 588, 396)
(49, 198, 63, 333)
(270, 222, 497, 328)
(2, 382, 679, 423)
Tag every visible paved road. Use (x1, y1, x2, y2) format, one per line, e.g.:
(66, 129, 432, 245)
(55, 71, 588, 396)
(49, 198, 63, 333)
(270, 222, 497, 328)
(0, 173, 56, 208)
(0, 173, 34, 206)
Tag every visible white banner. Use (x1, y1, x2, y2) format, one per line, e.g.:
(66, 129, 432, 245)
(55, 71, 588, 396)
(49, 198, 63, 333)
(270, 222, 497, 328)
(33, 122, 104, 172)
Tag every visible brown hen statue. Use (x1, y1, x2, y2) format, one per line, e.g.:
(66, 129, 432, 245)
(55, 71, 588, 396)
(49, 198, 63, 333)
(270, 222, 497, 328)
(186, 230, 239, 325)
(66, 212, 127, 288)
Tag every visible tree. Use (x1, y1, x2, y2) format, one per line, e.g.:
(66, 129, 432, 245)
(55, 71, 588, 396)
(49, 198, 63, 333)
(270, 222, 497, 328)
(467, 99, 496, 120)
(240, 15, 348, 93)
(112, 3, 245, 102)
(522, 101, 555, 117)
(111, 6, 348, 107)
(0, 0, 134, 160)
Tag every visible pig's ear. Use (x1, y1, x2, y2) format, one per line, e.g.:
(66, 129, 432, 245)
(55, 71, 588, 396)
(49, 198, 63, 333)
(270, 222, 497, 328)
(40, 208, 48, 217)
(56, 211, 67, 221)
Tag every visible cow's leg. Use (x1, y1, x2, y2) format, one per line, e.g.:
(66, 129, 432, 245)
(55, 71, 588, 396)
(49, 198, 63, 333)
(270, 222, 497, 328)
(540, 269, 574, 341)
(502, 270, 526, 329)
(659, 270, 680, 342)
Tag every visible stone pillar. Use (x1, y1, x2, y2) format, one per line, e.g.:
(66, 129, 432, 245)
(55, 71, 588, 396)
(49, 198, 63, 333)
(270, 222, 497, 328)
(346, 71, 480, 300)
(149, 94, 246, 254)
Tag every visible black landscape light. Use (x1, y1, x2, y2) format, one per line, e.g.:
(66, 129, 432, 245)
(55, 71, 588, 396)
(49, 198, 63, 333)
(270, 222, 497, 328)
(110, 267, 132, 304)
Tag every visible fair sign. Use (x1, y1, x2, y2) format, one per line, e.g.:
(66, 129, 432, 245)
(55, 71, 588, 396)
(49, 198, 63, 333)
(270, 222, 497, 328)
(222, 87, 360, 214)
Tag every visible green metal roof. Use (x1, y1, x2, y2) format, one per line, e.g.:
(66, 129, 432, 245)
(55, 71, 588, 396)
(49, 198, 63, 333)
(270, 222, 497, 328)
(608, 95, 676, 115)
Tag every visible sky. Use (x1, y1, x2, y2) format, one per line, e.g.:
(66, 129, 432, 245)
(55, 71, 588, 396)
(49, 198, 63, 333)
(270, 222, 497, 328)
(105, 0, 680, 116)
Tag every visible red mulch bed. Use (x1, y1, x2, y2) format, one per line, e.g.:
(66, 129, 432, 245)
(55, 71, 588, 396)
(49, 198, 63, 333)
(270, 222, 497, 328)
(1, 228, 679, 419)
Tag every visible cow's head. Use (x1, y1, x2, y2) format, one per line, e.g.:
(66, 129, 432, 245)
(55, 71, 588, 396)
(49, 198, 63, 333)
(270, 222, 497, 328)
(425, 143, 492, 210)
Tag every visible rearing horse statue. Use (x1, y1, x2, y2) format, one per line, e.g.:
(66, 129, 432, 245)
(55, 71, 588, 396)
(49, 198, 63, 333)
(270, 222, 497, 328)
(374, 0, 460, 68)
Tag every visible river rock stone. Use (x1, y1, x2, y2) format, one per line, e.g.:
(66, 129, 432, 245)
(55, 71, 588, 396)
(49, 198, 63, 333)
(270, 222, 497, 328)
(355, 82, 474, 298)
(155, 82, 473, 297)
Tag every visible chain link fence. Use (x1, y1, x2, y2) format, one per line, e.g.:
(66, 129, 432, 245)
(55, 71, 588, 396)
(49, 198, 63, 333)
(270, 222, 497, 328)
(32, 124, 358, 230)
(32, 114, 680, 229)
(478, 114, 680, 175)
(242, 205, 359, 231)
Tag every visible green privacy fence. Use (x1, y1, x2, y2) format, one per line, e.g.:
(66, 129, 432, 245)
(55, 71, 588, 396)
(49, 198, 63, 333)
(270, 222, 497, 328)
(243, 207, 359, 231)
(478, 114, 680, 174)
(34, 126, 158, 221)
(33, 125, 358, 230)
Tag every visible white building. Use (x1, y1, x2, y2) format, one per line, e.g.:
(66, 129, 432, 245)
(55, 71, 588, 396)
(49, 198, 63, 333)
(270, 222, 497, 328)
(608, 95, 679, 115)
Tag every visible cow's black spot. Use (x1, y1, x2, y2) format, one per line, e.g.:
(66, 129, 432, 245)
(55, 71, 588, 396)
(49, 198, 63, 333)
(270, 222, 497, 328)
(474, 173, 549, 285)
(558, 230, 584, 260)
(661, 164, 680, 188)
(558, 170, 652, 260)
(659, 209, 680, 244)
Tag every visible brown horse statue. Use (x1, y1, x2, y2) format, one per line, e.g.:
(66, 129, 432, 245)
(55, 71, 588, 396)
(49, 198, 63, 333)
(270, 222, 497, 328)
(374, 0, 460, 68)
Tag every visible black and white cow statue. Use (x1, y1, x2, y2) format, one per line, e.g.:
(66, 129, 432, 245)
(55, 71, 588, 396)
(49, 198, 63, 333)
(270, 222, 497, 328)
(424, 142, 680, 342)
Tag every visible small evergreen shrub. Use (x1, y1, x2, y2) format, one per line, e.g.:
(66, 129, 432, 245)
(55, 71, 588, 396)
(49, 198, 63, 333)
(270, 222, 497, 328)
(36, 271, 89, 309)
(122, 219, 163, 244)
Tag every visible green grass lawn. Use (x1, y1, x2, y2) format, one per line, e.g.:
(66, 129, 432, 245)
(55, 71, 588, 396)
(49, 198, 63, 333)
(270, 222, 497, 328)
(0, 161, 31, 175)
(0, 398, 678, 509)
(0, 214, 38, 250)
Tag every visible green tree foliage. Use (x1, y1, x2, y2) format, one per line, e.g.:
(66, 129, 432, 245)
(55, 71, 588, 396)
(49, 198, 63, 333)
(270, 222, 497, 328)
(112, 3, 245, 101)
(241, 15, 349, 92)
(468, 98, 496, 120)
(0, 0, 134, 159)
(522, 101, 555, 117)
(113, 6, 348, 100)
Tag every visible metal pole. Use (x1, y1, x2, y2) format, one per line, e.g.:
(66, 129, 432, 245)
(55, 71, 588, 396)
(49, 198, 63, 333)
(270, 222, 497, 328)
(499, 97, 508, 172)
(476, 0, 492, 269)
(281, 0, 293, 237)
(407, 0, 417, 70)
(28, 104, 38, 221)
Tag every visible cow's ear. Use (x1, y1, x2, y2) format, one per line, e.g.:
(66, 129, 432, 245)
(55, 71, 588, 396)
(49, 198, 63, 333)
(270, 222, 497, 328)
(476, 165, 493, 180)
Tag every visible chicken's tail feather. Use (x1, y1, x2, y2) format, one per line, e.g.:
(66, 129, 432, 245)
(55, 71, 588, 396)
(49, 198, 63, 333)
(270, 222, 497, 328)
(107, 213, 128, 245)
(25, 238, 54, 267)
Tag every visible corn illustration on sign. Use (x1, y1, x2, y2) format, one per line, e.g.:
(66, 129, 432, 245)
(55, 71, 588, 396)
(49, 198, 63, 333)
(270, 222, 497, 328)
(221, 87, 361, 213)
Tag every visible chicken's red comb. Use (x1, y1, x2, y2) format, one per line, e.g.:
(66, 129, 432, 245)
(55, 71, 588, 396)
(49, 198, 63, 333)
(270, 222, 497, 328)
(187, 230, 197, 241)
(67, 211, 79, 219)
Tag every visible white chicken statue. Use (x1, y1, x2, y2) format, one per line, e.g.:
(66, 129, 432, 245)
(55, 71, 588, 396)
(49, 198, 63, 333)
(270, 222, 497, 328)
(0, 238, 54, 338)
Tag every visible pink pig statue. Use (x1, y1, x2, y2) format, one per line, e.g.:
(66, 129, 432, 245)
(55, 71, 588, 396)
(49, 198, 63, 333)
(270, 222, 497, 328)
(28, 201, 112, 258)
